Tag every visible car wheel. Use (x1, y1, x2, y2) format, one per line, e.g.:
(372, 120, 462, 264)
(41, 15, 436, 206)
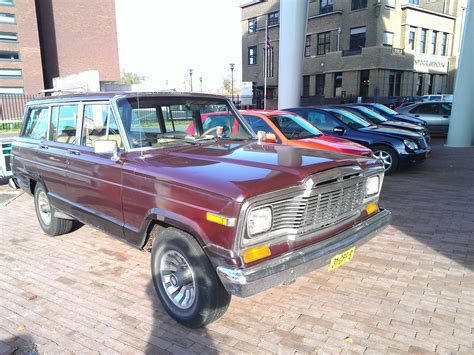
(372, 145, 399, 175)
(34, 183, 74, 236)
(150, 227, 231, 328)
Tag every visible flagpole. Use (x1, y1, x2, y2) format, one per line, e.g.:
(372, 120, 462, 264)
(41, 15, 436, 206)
(264, 18, 268, 110)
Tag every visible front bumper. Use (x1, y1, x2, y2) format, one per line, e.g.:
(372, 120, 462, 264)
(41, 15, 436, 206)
(216, 208, 391, 297)
(399, 148, 430, 168)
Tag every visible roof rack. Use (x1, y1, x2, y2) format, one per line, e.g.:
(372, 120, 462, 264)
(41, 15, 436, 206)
(38, 86, 87, 97)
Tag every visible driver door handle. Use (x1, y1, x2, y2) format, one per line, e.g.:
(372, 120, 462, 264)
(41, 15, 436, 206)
(39, 143, 49, 150)
(67, 149, 81, 155)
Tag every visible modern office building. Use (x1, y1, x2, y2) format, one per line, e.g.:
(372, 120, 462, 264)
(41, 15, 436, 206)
(0, 0, 120, 95)
(241, 0, 467, 107)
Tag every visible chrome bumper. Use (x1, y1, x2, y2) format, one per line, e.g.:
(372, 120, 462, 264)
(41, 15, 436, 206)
(216, 209, 391, 297)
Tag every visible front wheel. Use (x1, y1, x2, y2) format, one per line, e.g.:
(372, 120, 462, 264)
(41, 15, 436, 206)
(372, 145, 399, 175)
(150, 227, 231, 328)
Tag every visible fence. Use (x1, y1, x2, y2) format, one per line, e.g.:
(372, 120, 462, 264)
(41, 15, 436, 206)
(0, 94, 37, 131)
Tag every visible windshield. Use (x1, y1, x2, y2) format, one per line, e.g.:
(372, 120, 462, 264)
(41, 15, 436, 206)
(329, 109, 373, 129)
(372, 104, 398, 115)
(353, 106, 388, 123)
(268, 113, 322, 139)
(116, 96, 253, 149)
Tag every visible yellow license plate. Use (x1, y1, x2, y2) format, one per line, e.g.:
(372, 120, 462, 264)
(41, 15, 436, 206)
(328, 247, 356, 271)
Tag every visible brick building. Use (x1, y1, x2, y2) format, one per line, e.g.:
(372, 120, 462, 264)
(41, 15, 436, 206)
(241, 0, 467, 107)
(0, 0, 120, 95)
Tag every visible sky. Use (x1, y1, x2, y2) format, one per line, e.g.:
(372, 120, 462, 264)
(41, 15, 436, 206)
(115, 0, 246, 93)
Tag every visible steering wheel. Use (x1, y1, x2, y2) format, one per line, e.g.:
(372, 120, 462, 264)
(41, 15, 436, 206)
(202, 125, 230, 137)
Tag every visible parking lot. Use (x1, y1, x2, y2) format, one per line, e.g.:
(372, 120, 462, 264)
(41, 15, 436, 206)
(0, 137, 472, 354)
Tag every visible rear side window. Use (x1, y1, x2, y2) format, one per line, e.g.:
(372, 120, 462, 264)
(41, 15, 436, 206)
(82, 104, 124, 148)
(52, 105, 78, 144)
(23, 107, 49, 140)
(412, 103, 439, 114)
(439, 103, 452, 115)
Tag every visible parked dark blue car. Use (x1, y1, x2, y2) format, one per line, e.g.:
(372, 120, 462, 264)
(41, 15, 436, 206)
(353, 103, 427, 127)
(284, 107, 431, 174)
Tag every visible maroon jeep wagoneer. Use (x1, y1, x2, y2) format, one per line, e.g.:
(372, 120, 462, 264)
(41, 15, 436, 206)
(11, 92, 391, 328)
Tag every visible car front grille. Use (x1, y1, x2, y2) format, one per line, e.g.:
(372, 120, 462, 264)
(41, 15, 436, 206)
(269, 175, 366, 234)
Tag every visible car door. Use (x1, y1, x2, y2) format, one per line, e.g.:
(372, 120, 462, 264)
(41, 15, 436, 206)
(409, 103, 443, 126)
(65, 101, 125, 236)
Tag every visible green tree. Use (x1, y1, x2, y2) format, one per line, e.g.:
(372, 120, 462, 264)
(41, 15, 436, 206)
(121, 70, 145, 85)
(220, 76, 241, 96)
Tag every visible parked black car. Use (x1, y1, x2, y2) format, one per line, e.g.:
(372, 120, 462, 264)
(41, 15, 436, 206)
(351, 103, 427, 127)
(284, 107, 431, 174)
(334, 105, 431, 142)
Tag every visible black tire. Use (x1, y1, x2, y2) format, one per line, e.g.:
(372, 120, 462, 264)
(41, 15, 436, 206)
(372, 145, 399, 175)
(150, 227, 231, 328)
(34, 183, 74, 236)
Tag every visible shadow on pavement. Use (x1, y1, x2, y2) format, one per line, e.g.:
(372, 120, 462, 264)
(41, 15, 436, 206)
(380, 137, 474, 270)
(0, 333, 39, 355)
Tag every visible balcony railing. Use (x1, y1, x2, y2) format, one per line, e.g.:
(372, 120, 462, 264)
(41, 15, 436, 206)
(342, 48, 362, 56)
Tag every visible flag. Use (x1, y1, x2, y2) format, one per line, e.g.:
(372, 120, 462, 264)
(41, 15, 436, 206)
(265, 22, 272, 49)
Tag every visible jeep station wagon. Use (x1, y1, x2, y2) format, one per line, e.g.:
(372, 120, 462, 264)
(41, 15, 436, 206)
(11, 92, 391, 328)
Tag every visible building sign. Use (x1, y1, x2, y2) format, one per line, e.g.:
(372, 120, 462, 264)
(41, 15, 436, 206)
(414, 56, 448, 74)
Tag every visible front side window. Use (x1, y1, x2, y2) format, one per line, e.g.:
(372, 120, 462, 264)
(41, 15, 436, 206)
(248, 17, 257, 33)
(419, 29, 427, 53)
(268, 114, 322, 140)
(81, 104, 123, 148)
(330, 109, 372, 129)
(307, 111, 339, 130)
(268, 11, 279, 26)
(53, 105, 78, 144)
(350, 27, 366, 50)
(23, 107, 49, 140)
(248, 46, 257, 65)
(351, 0, 367, 11)
(116, 97, 253, 149)
(243, 115, 277, 136)
(317, 31, 331, 55)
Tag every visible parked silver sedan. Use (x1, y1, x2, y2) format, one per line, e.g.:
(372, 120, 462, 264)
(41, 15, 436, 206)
(397, 101, 451, 136)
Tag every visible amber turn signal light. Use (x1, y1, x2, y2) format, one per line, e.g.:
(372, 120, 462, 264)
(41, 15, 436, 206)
(366, 202, 379, 215)
(242, 244, 271, 263)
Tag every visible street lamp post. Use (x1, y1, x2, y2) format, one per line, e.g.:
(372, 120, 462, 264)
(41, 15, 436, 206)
(229, 63, 235, 102)
(199, 77, 203, 92)
(189, 69, 193, 92)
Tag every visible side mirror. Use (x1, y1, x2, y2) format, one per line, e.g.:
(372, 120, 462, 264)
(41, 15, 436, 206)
(94, 140, 119, 161)
(333, 126, 345, 134)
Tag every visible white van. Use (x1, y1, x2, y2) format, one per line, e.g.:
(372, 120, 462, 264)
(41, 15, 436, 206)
(420, 94, 453, 102)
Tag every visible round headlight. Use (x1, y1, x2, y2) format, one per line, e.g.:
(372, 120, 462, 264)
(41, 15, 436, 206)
(404, 139, 418, 151)
(247, 207, 272, 236)
(366, 175, 380, 197)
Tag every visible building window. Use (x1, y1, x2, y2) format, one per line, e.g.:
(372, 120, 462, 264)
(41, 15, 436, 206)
(0, 68, 21, 78)
(441, 32, 448, 56)
(248, 46, 257, 65)
(350, 27, 366, 50)
(0, 51, 19, 60)
(268, 11, 279, 26)
(388, 71, 402, 96)
(430, 31, 437, 55)
(408, 29, 416, 50)
(386, 0, 396, 8)
(302, 76, 310, 97)
(248, 17, 257, 33)
(359, 70, 370, 98)
(0, 87, 23, 94)
(334, 72, 342, 97)
(305, 35, 311, 57)
(0, 13, 15, 24)
(416, 74, 424, 96)
(383, 32, 394, 47)
(320, 0, 333, 14)
(409, 0, 419, 4)
(0, 32, 17, 42)
(0, 0, 14, 5)
(419, 29, 427, 53)
(351, 0, 367, 11)
(317, 31, 331, 55)
(428, 74, 435, 94)
(316, 74, 325, 96)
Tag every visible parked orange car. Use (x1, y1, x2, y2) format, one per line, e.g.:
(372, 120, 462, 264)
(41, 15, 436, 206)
(240, 110, 374, 157)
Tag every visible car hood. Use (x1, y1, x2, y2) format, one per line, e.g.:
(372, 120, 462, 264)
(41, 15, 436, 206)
(390, 114, 426, 126)
(127, 140, 379, 202)
(381, 120, 424, 131)
(294, 135, 372, 156)
(359, 125, 421, 139)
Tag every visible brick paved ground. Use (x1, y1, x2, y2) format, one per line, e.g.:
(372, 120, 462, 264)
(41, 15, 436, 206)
(0, 138, 472, 354)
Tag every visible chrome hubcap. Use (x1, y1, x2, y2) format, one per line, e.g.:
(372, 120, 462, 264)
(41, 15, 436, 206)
(38, 191, 51, 226)
(374, 150, 392, 171)
(160, 250, 195, 309)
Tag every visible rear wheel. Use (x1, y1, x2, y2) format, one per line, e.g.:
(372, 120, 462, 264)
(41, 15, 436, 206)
(34, 183, 74, 236)
(372, 145, 399, 175)
(150, 227, 231, 328)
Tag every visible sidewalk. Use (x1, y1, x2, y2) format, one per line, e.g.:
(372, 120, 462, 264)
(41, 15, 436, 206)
(0, 138, 472, 354)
